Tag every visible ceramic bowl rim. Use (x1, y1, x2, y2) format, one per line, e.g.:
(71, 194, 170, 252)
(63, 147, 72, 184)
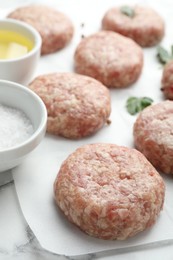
(0, 18, 42, 63)
(0, 79, 47, 156)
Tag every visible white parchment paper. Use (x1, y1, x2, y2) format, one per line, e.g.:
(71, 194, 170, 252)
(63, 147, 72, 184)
(6, 0, 173, 256)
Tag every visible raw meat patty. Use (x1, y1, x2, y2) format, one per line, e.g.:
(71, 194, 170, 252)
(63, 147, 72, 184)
(54, 143, 165, 240)
(74, 31, 143, 88)
(161, 61, 173, 99)
(102, 5, 164, 47)
(29, 73, 111, 139)
(134, 100, 173, 174)
(8, 5, 74, 55)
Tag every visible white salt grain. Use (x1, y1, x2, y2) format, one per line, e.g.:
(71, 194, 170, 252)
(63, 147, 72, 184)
(0, 104, 34, 151)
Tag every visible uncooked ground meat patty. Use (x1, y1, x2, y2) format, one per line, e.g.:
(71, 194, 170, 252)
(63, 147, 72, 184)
(134, 100, 173, 174)
(29, 73, 111, 139)
(54, 143, 165, 240)
(8, 5, 74, 55)
(102, 5, 164, 47)
(74, 31, 143, 88)
(161, 61, 173, 99)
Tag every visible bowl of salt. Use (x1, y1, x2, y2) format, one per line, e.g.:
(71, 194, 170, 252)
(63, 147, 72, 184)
(0, 80, 47, 172)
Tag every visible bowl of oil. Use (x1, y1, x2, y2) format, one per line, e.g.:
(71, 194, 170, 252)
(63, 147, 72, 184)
(0, 80, 47, 172)
(0, 19, 42, 85)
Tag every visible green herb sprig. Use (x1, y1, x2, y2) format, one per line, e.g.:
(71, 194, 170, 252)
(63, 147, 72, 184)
(157, 45, 173, 65)
(126, 97, 153, 115)
(120, 6, 135, 18)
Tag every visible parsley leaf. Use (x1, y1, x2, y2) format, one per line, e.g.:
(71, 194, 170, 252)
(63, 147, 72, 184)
(120, 6, 135, 18)
(126, 97, 153, 115)
(157, 45, 173, 65)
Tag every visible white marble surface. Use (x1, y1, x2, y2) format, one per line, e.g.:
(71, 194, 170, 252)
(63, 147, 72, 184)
(0, 173, 173, 260)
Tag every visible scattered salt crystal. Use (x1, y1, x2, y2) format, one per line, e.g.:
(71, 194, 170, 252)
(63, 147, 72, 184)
(0, 104, 34, 151)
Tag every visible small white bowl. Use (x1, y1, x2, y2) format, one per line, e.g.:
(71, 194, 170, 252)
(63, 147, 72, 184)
(0, 18, 42, 85)
(0, 80, 47, 172)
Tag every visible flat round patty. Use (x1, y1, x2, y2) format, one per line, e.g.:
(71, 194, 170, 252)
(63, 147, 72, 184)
(54, 143, 165, 240)
(8, 5, 74, 55)
(134, 100, 173, 174)
(161, 61, 173, 100)
(74, 31, 143, 88)
(29, 72, 111, 139)
(102, 5, 164, 47)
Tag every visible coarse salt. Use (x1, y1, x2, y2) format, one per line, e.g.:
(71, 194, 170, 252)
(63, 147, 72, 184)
(0, 104, 34, 151)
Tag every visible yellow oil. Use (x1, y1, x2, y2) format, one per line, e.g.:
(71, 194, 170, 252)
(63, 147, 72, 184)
(0, 30, 34, 59)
